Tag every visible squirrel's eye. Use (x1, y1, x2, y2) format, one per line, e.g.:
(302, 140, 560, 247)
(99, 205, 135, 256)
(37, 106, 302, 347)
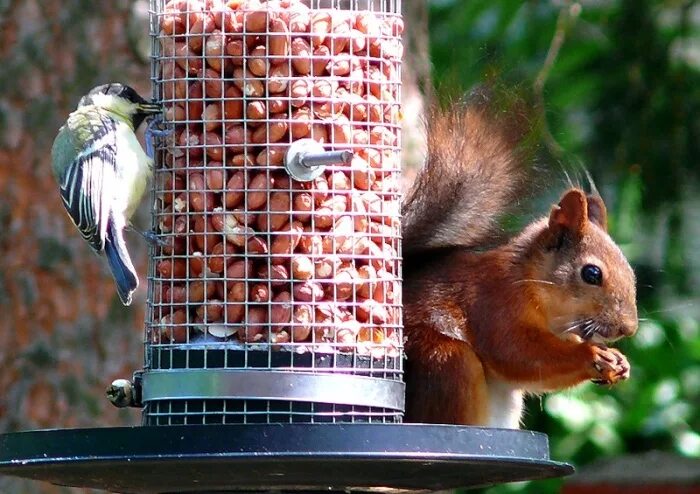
(581, 264, 603, 286)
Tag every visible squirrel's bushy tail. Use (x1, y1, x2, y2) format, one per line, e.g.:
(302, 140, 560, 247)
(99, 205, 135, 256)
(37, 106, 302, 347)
(402, 90, 536, 254)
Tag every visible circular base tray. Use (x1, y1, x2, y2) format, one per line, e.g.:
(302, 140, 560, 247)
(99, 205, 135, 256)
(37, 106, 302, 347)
(0, 424, 573, 494)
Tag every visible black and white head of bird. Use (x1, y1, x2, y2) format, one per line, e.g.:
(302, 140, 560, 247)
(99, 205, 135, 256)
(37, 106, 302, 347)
(78, 83, 161, 129)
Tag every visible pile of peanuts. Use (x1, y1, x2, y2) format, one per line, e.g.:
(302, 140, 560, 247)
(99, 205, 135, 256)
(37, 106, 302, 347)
(152, 0, 402, 358)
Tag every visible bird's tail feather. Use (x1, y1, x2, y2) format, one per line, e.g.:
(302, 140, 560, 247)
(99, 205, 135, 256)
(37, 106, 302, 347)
(105, 221, 139, 306)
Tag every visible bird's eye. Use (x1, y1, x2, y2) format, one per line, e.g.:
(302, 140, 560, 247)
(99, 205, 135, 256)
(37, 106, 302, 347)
(581, 264, 603, 286)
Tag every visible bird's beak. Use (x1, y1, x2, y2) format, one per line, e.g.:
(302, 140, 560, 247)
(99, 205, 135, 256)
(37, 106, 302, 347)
(137, 102, 162, 114)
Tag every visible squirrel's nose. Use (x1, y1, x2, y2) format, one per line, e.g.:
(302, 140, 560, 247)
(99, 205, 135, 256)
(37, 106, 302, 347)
(619, 314, 638, 337)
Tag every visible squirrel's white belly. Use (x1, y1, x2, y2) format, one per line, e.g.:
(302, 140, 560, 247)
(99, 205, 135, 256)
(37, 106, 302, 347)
(485, 377, 524, 429)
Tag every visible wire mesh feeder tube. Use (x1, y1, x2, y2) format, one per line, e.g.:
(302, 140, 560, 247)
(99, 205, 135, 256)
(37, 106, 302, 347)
(146, 0, 404, 425)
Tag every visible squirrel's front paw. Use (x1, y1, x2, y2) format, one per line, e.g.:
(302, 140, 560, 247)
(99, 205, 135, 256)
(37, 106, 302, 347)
(590, 345, 630, 385)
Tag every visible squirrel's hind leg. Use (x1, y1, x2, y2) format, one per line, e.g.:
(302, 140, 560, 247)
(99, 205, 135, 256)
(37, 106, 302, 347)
(405, 337, 490, 426)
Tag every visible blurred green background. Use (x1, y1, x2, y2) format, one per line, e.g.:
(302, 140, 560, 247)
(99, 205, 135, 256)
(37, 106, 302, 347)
(428, 0, 699, 492)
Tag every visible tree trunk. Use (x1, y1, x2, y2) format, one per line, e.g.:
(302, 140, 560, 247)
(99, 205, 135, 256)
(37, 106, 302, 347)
(0, 1, 150, 492)
(401, 0, 431, 184)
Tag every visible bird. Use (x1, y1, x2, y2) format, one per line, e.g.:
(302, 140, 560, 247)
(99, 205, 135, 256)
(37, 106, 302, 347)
(51, 83, 162, 306)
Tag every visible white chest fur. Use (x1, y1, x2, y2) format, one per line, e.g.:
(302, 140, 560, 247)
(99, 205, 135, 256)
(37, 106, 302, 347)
(485, 377, 524, 429)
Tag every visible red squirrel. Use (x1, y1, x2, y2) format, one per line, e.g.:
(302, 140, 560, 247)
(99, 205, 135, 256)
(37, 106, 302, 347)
(401, 95, 638, 428)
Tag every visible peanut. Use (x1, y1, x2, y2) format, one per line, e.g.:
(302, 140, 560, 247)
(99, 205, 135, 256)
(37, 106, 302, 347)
(159, 309, 189, 343)
(250, 283, 270, 302)
(291, 304, 312, 342)
(293, 281, 324, 302)
(290, 77, 311, 107)
(224, 124, 250, 153)
(157, 259, 187, 279)
(288, 5, 310, 33)
(268, 96, 289, 114)
(222, 171, 246, 208)
(205, 166, 225, 191)
(197, 299, 224, 322)
(267, 63, 290, 94)
(311, 44, 331, 76)
(270, 291, 292, 326)
(223, 84, 244, 119)
(290, 37, 312, 75)
(251, 117, 288, 144)
(291, 255, 314, 280)
(270, 220, 303, 258)
(258, 263, 289, 286)
(208, 242, 227, 273)
(244, 9, 269, 33)
(192, 215, 219, 253)
(203, 131, 224, 161)
(310, 11, 331, 47)
(228, 258, 253, 280)
(248, 172, 271, 209)
(246, 100, 266, 120)
(255, 146, 287, 166)
(188, 252, 206, 278)
(268, 17, 290, 64)
(290, 107, 312, 139)
(232, 67, 264, 97)
(246, 235, 269, 255)
(204, 30, 228, 71)
(297, 232, 323, 256)
(292, 191, 312, 222)
(314, 255, 341, 279)
(188, 173, 216, 212)
(247, 45, 268, 77)
(200, 67, 225, 98)
(256, 191, 291, 231)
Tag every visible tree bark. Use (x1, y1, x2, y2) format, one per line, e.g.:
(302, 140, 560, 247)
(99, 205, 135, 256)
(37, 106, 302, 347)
(0, 1, 150, 492)
(401, 0, 431, 183)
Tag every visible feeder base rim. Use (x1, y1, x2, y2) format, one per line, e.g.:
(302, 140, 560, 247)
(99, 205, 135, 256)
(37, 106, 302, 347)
(0, 423, 573, 494)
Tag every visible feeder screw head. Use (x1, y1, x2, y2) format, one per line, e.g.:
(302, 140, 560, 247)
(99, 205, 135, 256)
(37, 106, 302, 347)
(107, 378, 135, 408)
(284, 138, 353, 182)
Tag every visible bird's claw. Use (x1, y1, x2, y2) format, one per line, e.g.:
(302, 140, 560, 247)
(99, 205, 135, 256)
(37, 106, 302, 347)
(140, 229, 166, 247)
(146, 117, 172, 137)
(145, 115, 173, 159)
(127, 224, 166, 247)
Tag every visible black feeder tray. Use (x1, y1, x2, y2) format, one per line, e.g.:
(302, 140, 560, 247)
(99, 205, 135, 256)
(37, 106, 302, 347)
(0, 423, 573, 493)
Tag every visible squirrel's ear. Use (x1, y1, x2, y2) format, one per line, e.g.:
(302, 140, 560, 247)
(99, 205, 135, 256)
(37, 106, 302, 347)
(586, 194, 608, 232)
(548, 189, 588, 236)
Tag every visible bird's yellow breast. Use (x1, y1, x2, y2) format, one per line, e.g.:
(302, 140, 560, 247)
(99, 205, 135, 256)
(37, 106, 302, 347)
(113, 121, 153, 220)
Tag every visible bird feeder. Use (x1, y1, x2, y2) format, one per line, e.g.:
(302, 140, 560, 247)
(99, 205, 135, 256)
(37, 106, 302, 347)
(0, 0, 574, 492)
(144, 0, 404, 425)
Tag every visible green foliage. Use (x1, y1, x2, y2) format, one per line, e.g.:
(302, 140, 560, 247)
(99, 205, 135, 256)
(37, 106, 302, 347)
(429, 0, 700, 492)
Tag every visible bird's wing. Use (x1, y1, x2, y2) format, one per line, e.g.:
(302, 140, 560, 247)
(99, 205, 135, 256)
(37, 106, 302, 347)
(54, 109, 118, 253)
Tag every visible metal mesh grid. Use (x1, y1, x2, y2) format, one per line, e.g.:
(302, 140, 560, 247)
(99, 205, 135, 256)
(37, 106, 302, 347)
(146, 0, 403, 424)
(146, 399, 396, 425)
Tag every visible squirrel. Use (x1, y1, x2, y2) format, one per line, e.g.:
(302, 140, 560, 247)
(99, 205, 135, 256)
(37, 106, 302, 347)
(401, 93, 638, 429)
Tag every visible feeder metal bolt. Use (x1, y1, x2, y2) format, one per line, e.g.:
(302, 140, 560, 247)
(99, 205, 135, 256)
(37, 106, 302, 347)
(107, 378, 136, 408)
(284, 138, 354, 182)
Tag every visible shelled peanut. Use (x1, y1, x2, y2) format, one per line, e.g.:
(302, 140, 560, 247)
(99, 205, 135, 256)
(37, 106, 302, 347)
(152, 0, 403, 357)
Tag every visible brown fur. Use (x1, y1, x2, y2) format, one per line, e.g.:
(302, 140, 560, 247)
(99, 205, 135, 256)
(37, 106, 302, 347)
(403, 104, 638, 427)
(401, 97, 533, 254)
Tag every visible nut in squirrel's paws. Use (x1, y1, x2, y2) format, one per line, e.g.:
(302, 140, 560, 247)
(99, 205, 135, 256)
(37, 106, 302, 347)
(590, 345, 630, 385)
